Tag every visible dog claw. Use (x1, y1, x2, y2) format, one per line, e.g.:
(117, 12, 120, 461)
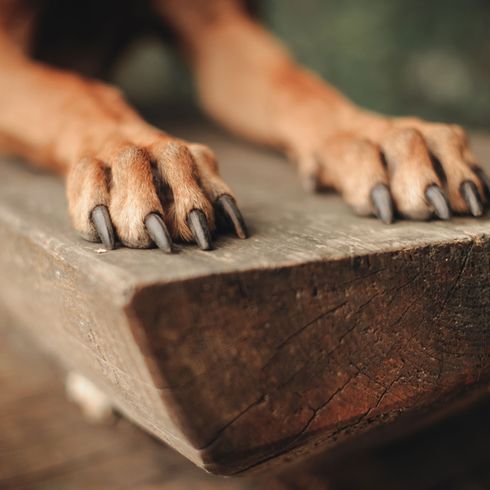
(371, 184, 394, 224)
(474, 167, 490, 199)
(461, 181, 484, 217)
(188, 210, 213, 250)
(145, 213, 173, 253)
(216, 195, 248, 239)
(426, 185, 451, 220)
(91, 205, 115, 250)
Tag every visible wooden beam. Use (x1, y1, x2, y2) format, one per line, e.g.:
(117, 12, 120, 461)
(3, 325, 490, 489)
(1, 123, 490, 475)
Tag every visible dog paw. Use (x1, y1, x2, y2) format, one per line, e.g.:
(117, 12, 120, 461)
(291, 117, 488, 223)
(66, 135, 248, 252)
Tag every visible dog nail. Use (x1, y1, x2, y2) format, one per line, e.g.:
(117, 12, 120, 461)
(426, 185, 451, 220)
(145, 213, 173, 253)
(91, 205, 115, 250)
(461, 181, 483, 217)
(188, 210, 213, 250)
(371, 184, 394, 224)
(216, 195, 248, 239)
(473, 167, 490, 200)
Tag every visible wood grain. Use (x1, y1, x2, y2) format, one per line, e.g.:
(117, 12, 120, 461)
(1, 122, 490, 474)
(0, 327, 251, 490)
(2, 318, 490, 489)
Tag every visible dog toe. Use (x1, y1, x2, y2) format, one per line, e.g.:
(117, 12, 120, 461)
(67, 157, 114, 246)
(67, 137, 247, 251)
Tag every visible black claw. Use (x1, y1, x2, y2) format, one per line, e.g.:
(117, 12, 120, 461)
(461, 180, 484, 217)
(426, 185, 451, 220)
(91, 205, 115, 250)
(473, 167, 490, 200)
(145, 213, 173, 253)
(188, 210, 213, 250)
(370, 184, 395, 224)
(216, 195, 249, 239)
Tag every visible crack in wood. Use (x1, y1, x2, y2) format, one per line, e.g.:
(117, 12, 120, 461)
(261, 301, 347, 371)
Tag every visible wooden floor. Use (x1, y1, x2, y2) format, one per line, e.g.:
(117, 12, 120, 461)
(2, 325, 490, 490)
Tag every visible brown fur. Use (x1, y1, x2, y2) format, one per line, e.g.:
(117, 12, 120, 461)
(0, 0, 485, 246)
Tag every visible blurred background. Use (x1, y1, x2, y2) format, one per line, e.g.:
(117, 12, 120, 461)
(115, 0, 490, 128)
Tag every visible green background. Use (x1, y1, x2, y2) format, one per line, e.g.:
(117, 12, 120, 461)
(115, 0, 490, 128)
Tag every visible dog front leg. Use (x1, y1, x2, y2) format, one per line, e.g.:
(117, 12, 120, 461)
(0, 29, 247, 250)
(156, 0, 488, 222)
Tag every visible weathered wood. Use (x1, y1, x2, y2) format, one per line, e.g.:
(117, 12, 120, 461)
(0, 327, 249, 490)
(1, 122, 490, 475)
(3, 325, 490, 490)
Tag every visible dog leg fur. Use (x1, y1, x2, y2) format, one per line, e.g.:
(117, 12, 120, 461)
(155, 0, 488, 221)
(0, 24, 246, 250)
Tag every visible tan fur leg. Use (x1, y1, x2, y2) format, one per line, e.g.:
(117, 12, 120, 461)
(0, 25, 247, 249)
(155, 0, 487, 221)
